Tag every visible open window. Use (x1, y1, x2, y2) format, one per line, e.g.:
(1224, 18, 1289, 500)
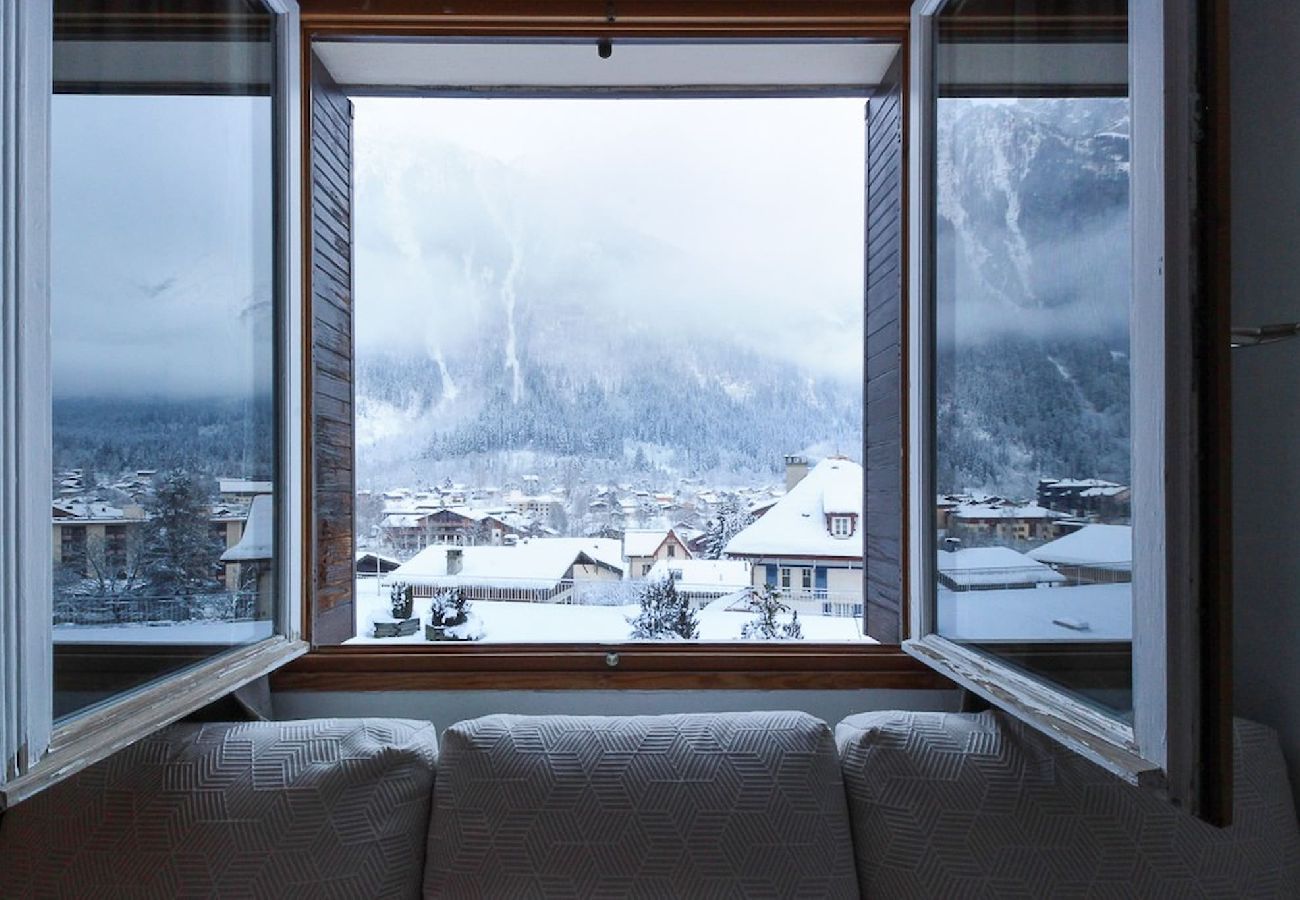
(0, 0, 306, 808)
(904, 0, 1231, 821)
(292, 36, 925, 682)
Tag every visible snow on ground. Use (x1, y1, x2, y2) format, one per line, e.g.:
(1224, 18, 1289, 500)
(53, 619, 275, 645)
(937, 582, 1131, 641)
(351, 576, 869, 643)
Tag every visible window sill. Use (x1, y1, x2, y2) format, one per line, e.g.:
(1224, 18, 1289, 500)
(270, 643, 950, 691)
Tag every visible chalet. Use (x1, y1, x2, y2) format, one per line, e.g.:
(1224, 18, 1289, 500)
(723, 457, 863, 619)
(1029, 524, 1133, 584)
(1037, 478, 1132, 522)
(623, 528, 692, 578)
(389, 538, 624, 604)
(947, 502, 1067, 543)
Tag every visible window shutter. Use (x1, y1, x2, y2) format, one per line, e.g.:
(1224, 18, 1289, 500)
(815, 566, 828, 592)
(864, 50, 905, 643)
(308, 51, 355, 645)
(764, 565, 777, 587)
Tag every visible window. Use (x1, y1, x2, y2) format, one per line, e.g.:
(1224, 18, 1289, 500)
(1, 0, 306, 809)
(340, 77, 874, 645)
(831, 516, 853, 538)
(906, 0, 1230, 819)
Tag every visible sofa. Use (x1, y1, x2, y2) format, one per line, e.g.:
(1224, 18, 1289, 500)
(0, 710, 1296, 898)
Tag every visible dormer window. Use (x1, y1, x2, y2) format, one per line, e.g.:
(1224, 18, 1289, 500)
(830, 516, 853, 538)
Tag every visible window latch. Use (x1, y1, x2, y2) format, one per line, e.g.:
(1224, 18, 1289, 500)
(1230, 323, 1300, 349)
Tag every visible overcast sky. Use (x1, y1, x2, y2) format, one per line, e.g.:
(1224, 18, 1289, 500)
(52, 93, 273, 398)
(51, 94, 865, 397)
(353, 97, 866, 382)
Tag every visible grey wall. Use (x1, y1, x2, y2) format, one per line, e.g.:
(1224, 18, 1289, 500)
(273, 688, 959, 733)
(1230, 0, 1300, 811)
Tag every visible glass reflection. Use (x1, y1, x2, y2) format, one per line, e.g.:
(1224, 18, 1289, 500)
(930, 1, 1133, 716)
(51, 1, 277, 719)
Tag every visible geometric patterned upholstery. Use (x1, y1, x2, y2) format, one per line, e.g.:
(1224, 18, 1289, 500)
(836, 711, 1300, 899)
(0, 718, 438, 900)
(424, 712, 860, 898)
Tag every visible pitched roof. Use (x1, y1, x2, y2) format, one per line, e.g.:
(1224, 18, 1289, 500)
(391, 537, 624, 589)
(724, 458, 863, 559)
(937, 547, 1066, 588)
(1028, 524, 1132, 570)
(220, 494, 273, 562)
(622, 528, 682, 559)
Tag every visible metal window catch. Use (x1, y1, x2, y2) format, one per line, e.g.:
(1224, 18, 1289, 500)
(1231, 323, 1300, 349)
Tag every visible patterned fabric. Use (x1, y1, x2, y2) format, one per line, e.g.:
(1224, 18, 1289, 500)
(425, 711, 860, 899)
(836, 710, 1300, 899)
(0, 718, 438, 900)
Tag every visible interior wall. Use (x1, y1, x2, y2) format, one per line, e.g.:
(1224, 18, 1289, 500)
(1230, 0, 1300, 810)
(272, 688, 960, 732)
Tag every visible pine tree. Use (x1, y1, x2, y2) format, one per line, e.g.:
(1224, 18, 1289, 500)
(741, 584, 804, 640)
(142, 471, 222, 600)
(628, 575, 698, 640)
(702, 495, 755, 559)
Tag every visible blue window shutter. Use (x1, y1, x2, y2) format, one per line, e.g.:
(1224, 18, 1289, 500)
(765, 565, 777, 586)
(814, 566, 828, 591)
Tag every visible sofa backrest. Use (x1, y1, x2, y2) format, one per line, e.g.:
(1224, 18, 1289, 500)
(0, 718, 439, 900)
(425, 711, 860, 898)
(836, 710, 1300, 899)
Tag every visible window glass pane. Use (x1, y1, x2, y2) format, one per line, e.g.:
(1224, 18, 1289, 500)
(930, 2, 1133, 717)
(51, 1, 278, 720)
(350, 97, 868, 643)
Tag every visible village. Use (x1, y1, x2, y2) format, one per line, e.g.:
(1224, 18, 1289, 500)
(48, 454, 1134, 643)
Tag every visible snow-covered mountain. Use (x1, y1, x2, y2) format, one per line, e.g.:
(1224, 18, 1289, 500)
(934, 98, 1132, 496)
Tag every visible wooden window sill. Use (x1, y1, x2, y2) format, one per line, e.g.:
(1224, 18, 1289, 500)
(270, 643, 951, 691)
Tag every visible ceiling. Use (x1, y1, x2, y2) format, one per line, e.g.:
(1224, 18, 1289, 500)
(312, 39, 901, 94)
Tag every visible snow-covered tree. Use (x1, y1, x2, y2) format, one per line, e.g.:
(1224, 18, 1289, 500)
(741, 584, 804, 640)
(389, 581, 414, 620)
(427, 587, 482, 641)
(701, 495, 755, 559)
(142, 471, 222, 600)
(628, 575, 698, 640)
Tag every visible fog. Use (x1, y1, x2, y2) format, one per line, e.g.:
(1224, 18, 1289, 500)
(52, 94, 273, 398)
(352, 97, 868, 383)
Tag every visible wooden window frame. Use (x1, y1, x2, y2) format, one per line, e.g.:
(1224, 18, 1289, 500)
(277, 0, 944, 693)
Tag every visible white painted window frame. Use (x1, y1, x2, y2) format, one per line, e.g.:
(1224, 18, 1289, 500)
(0, 0, 306, 810)
(904, 0, 1209, 813)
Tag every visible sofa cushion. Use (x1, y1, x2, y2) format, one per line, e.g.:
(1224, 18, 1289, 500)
(0, 718, 438, 900)
(836, 710, 1300, 899)
(425, 711, 859, 898)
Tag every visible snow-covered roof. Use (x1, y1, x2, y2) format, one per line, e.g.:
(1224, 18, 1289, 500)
(937, 547, 1066, 588)
(1028, 524, 1132, 570)
(218, 478, 272, 495)
(52, 500, 137, 522)
(951, 502, 1066, 521)
(221, 494, 273, 562)
(647, 559, 751, 593)
(937, 583, 1131, 641)
(623, 529, 670, 558)
(392, 537, 624, 589)
(380, 512, 428, 529)
(724, 458, 863, 559)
